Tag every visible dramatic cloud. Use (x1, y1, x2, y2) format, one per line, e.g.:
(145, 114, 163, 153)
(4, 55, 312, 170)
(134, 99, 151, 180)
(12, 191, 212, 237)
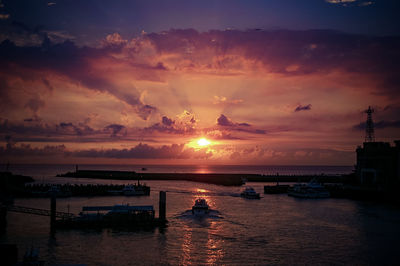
(217, 114, 250, 127)
(144, 110, 197, 135)
(0, 139, 212, 160)
(1, 135, 66, 157)
(71, 143, 212, 159)
(0, 27, 399, 163)
(216, 114, 265, 134)
(0, 34, 158, 120)
(104, 124, 126, 137)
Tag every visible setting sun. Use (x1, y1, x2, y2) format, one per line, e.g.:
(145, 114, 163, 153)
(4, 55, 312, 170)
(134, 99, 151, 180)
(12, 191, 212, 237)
(197, 138, 210, 146)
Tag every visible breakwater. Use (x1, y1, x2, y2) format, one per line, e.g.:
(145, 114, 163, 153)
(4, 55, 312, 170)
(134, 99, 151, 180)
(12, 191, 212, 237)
(58, 169, 348, 186)
(59, 170, 247, 186)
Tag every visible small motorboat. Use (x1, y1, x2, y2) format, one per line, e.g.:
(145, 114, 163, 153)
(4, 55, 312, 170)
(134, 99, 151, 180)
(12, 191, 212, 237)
(192, 198, 210, 216)
(240, 187, 261, 199)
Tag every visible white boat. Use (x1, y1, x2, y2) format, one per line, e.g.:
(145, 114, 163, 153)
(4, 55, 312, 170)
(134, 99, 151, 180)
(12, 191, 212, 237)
(240, 187, 260, 199)
(122, 185, 145, 196)
(192, 198, 209, 216)
(288, 179, 330, 198)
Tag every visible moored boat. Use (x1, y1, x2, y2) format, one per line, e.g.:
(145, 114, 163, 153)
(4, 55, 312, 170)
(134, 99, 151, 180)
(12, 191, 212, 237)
(122, 185, 145, 196)
(288, 179, 330, 198)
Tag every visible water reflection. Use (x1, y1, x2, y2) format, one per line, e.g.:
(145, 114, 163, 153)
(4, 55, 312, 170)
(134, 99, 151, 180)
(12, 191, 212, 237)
(206, 222, 225, 264)
(179, 215, 225, 264)
(181, 224, 193, 265)
(195, 165, 211, 174)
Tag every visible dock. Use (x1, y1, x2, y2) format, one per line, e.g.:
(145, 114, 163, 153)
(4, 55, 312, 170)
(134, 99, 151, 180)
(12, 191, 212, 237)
(2, 191, 167, 231)
(56, 191, 167, 230)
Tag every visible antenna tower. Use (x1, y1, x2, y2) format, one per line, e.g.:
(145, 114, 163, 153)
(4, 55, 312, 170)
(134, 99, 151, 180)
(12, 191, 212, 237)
(365, 106, 375, 142)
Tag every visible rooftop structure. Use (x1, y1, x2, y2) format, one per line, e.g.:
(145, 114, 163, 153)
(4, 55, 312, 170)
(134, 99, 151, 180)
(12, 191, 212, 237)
(355, 107, 400, 186)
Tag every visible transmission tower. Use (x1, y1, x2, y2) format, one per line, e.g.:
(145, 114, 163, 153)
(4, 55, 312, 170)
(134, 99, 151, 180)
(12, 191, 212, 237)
(365, 106, 375, 142)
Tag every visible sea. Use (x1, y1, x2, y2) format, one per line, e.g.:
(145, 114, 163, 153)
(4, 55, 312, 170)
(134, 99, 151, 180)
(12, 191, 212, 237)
(2, 164, 400, 265)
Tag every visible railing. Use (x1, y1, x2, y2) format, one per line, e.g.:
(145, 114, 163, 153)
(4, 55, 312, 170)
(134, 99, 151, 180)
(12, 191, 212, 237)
(3, 205, 75, 219)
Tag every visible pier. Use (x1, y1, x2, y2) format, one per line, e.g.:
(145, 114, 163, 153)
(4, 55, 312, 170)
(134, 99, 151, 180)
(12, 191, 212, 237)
(1, 191, 167, 231)
(56, 191, 167, 229)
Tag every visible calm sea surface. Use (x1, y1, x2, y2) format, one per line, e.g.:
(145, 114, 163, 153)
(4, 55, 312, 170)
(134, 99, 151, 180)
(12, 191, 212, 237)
(2, 165, 400, 265)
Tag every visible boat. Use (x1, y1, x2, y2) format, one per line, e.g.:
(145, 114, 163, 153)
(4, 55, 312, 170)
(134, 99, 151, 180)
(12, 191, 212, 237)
(288, 179, 330, 198)
(122, 185, 146, 196)
(192, 198, 209, 216)
(240, 187, 260, 199)
(46, 185, 71, 198)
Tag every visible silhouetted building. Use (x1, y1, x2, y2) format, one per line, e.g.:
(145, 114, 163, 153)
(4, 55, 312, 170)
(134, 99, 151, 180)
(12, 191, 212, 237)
(356, 141, 400, 186)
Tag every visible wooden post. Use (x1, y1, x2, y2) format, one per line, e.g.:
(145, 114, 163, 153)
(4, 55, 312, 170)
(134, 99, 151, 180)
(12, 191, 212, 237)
(50, 194, 56, 233)
(159, 191, 166, 221)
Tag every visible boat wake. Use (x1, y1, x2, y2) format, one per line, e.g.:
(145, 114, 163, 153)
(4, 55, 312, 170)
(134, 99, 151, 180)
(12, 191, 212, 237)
(175, 209, 223, 220)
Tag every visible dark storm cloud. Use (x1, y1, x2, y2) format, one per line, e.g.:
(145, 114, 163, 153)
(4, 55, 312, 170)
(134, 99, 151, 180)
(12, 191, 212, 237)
(144, 114, 196, 135)
(0, 118, 101, 139)
(56, 122, 96, 136)
(162, 116, 174, 126)
(216, 114, 265, 134)
(104, 124, 126, 137)
(216, 114, 234, 127)
(294, 104, 312, 112)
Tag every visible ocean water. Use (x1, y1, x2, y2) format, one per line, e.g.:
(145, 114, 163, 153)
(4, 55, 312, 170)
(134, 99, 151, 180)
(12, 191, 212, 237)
(2, 165, 400, 265)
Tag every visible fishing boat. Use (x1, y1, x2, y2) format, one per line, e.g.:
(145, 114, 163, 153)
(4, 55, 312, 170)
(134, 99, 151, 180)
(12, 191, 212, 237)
(288, 179, 330, 198)
(192, 198, 209, 216)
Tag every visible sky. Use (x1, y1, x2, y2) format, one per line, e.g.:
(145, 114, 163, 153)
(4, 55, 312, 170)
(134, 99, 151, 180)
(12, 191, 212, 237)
(0, 0, 399, 165)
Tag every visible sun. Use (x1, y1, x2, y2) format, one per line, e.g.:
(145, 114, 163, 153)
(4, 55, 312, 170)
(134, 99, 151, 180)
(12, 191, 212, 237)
(197, 138, 210, 146)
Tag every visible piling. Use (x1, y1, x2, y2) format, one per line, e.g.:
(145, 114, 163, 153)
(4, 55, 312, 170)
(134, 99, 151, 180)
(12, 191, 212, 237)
(50, 194, 56, 232)
(159, 191, 166, 221)
(0, 205, 7, 232)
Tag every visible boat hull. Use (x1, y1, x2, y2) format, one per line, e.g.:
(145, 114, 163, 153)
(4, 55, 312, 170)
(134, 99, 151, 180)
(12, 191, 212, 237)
(192, 207, 209, 216)
(240, 193, 260, 199)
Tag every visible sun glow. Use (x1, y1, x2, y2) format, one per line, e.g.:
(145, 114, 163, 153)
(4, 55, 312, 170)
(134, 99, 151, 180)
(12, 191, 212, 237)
(197, 138, 210, 146)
